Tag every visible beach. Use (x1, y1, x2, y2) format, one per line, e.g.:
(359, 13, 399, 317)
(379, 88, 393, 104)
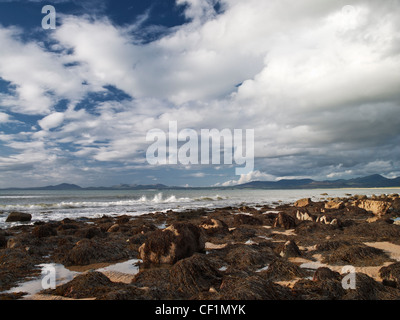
(1, 191, 400, 300)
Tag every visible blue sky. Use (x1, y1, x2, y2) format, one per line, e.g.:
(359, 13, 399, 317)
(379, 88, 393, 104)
(0, 0, 400, 188)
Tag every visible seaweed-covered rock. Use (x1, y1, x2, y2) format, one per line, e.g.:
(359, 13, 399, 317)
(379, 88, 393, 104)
(6, 212, 32, 223)
(138, 223, 205, 264)
(277, 240, 302, 258)
(225, 244, 276, 271)
(56, 238, 129, 266)
(313, 267, 341, 281)
(219, 275, 293, 300)
(169, 253, 222, 297)
(232, 214, 263, 226)
(322, 244, 390, 266)
(379, 262, 400, 288)
(32, 224, 57, 238)
(342, 273, 400, 300)
(273, 213, 296, 229)
(42, 271, 151, 300)
(262, 259, 305, 281)
(199, 219, 229, 235)
(292, 278, 345, 300)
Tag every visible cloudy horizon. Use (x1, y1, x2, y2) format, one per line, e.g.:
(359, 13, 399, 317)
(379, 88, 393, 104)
(0, 0, 400, 188)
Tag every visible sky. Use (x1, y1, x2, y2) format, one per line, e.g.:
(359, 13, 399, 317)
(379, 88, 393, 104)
(0, 0, 400, 188)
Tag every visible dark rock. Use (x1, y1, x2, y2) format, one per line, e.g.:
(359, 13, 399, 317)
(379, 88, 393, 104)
(32, 224, 57, 238)
(273, 212, 296, 229)
(342, 273, 400, 300)
(313, 267, 341, 281)
(225, 244, 276, 271)
(262, 259, 305, 281)
(233, 214, 263, 226)
(219, 275, 293, 300)
(0, 234, 6, 248)
(56, 238, 129, 266)
(230, 227, 256, 241)
(277, 240, 302, 258)
(168, 253, 222, 297)
(5, 212, 32, 223)
(322, 244, 391, 266)
(379, 262, 400, 287)
(74, 227, 104, 239)
(292, 278, 345, 300)
(138, 223, 205, 264)
(41, 271, 144, 300)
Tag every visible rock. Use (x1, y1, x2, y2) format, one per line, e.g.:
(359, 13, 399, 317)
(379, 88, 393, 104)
(342, 273, 400, 300)
(273, 212, 296, 229)
(219, 275, 293, 300)
(199, 219, 229, 235)
(316, 215, 342, 227)
(232, 214, 263, 226)
(294, 198, 312, 207)
(322, 244, 390, 266)
(5, 212, 32, 223)
(296, 210, 314, 222)
(312, 267, 341, 281)
(392, 199, 400, 212)
(262, 259, 305, 281)
(56, 238, 129, 266)
(325, 201, 345, 210)
(138, 223, 205, 264)
(355, 200, 392, 216)
(278, 240, 302, 258)
(168, 253, 222, 297)
(0, 234, 6, 248)
(292, 278, 346, 300)
(225, 244, 276, 271)
(32, 224, 57, 238)
(379, 262, 400, 287)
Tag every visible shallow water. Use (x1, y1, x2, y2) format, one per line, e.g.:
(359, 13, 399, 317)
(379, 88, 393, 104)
(2, 259, 141, 298)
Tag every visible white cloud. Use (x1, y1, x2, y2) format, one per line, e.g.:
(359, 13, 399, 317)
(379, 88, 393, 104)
(220, 170, 276, 187)
(38, 112, 65, 130)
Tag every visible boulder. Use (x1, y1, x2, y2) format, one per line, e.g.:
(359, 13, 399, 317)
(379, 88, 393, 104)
(138, 223, 205, 264)
(294, 198, 312, 207)
(355, 200, 392, 215)
(278, 240, 302, 258)
(199, 219, 229, 235)
(325, 201, 345, 210)
(168, 253, 222, 296)
(5, 212, 32, 223)
(219, 275, 293, 300)
(273, 212, 296, 229)
(379, 262, 400, 287)
(312, 267, 341, 281)
(32, 224, 57, 238)
(232, 214, 263, 226)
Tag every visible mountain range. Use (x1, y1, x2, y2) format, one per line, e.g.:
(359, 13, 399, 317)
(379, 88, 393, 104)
(1, 174, 399, 190)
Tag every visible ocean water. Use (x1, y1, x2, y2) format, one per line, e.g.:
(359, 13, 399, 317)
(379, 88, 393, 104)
(1, 188, 399, 229)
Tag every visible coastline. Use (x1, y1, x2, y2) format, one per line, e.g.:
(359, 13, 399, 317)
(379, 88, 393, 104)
(1, 192, 400, 300)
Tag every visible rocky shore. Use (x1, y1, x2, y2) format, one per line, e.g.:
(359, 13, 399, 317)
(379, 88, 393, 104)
(1, 193, 400, 300)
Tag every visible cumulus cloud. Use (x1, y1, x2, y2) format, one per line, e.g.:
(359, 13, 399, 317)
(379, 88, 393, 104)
(1, 0, 400, 187)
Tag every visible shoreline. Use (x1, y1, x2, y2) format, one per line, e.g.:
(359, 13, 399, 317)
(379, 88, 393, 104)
(1, 193, 400, 300)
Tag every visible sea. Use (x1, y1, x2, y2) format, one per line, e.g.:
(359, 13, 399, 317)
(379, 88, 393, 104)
(1, 187, 400, 229)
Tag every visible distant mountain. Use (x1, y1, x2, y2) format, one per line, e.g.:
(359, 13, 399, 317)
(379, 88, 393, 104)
(2, 175, 399, 190)
(35, 183, 82, 190)
(235, 174, 400, 189)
